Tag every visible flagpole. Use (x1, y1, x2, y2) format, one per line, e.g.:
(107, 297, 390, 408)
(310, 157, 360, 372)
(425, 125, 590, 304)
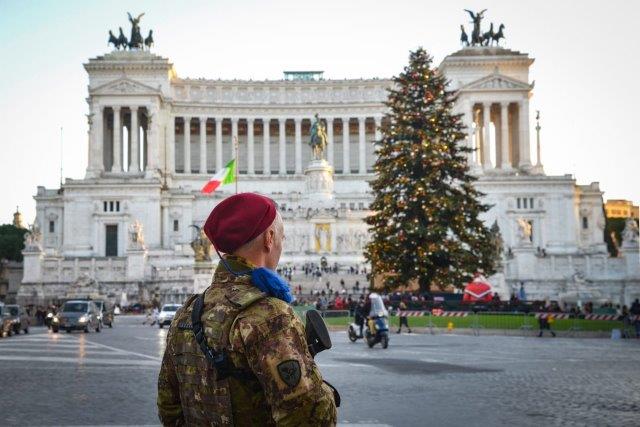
(233, 136, 239, 194)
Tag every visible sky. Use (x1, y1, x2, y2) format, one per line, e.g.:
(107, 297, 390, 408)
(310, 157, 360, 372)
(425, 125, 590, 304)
(0, 0, 638, 224)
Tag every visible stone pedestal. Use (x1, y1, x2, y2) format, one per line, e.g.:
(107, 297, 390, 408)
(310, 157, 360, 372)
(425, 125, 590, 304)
(126, 249, 147, 280)
(22, 250, 43, 283)
(193, 261, 216, 293)
(512, 246, 536, 280)
(304, 159, 334, 207)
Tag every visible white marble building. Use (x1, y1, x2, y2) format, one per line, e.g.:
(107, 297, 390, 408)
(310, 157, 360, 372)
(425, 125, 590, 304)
(20, 43, 639, 306)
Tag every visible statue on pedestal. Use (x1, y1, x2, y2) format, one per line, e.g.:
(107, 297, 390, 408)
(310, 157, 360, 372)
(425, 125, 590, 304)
(622, 218, 639, 248)
(128, 220, 146, 250)
(516, 218, 533, 245)
(309, 113, 328, 161)
(24, 223, 42, 252)
(127, 12, 145, 49)
(190, 226, 212, 262)
(489, 220, 504, 270)
(464, 9, 487, 46)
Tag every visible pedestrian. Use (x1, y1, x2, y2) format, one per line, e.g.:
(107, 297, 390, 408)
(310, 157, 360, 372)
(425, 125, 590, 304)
(537, 314, 556, 337)
(397, 300, 412, 334)
(157, 193, 337, 425)
(151, 306, 159, 326)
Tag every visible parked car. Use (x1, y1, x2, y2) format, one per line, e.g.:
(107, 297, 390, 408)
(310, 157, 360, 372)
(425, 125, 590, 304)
(5, 304, 30, 334)
(158, 304, 182, 328)
(52, 300, 101, 333)
(0, 305, 14, 338)
(94, 300, 114, 328)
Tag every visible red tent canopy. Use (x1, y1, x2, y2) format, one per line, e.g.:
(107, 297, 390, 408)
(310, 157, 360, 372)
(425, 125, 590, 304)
(462, 276, 493, 303)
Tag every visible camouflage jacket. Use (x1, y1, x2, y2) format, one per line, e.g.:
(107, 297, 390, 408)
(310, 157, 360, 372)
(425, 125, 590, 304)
(157, 256, 337, 426)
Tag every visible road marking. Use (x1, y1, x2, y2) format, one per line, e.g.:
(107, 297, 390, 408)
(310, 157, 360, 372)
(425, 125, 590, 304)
(68, 335, 162, 362)
(0, 355, 158, 366)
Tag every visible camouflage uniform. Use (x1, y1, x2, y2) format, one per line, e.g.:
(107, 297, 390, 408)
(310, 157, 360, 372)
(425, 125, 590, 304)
(158, 255, 337, 426)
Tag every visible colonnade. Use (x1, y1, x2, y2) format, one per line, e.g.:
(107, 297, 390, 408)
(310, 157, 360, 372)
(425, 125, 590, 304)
(169, 115, 383, 175)
(463, 100, 532, 171)
(90, 105, 155, 174)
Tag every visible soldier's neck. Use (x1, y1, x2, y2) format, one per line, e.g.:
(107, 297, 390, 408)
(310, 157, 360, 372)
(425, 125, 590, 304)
(230, 251, 265, 269)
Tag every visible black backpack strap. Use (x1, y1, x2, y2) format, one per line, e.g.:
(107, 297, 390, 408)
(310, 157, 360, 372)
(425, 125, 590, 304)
(191, 292, 257, 382)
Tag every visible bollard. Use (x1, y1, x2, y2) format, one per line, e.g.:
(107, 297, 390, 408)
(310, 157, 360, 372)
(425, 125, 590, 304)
(568, 315, 582, 337)
(471, 312, 484, 336)
(426, 312, 435, 335)
(520, 312, 533, 334)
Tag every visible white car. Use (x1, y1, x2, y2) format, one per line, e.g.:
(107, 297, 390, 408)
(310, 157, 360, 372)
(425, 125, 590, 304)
(158, 304, 182, 328)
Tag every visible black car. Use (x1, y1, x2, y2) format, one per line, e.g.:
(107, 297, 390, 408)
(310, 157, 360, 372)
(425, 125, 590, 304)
(52, 300, 101, 333)
(5, 304, 30, 334)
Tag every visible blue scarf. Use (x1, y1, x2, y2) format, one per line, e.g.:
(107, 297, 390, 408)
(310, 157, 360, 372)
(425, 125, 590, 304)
(250, 267, 294, 304)
(218, 255, 294, 304)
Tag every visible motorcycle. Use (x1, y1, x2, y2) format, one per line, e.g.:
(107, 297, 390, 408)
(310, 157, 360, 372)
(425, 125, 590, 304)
(348, 292, 390, 349)
(348, 321, 364, 342)
(365, 313, 390, 349)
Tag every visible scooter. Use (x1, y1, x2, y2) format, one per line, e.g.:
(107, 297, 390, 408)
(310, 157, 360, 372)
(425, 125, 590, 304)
(365, 314, 390, 349)
(348, 321, 364, 342)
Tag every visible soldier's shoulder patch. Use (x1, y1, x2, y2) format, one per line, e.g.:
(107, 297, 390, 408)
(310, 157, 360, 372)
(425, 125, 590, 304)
(277, 359, 301, 388)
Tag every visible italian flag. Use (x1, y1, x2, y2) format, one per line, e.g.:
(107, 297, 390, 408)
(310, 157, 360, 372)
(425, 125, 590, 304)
(201, 159, 236, 194)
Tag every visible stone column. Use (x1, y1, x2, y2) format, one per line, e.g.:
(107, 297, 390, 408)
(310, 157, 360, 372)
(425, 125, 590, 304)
(215, 117, 223, 172)
(279, 118, 286, 175)
(374, 116, 382, 142)
(325, 117, 334, 166)
(199, 116, 207, 174)
(464, 104, 476, 167)
(518, 99, 532, 169)
(129, 107, 139, 172)
(247, 118, 255, 174)
(473, 108, 482, 167)
(358, 117, 366, 174)
(263, 118, 271, 175)
(342, 117, 350, 174)
(482, 103, 492, 169)
(295, 118, 302, 173)
(91, 105, 104, 173)
(183, 116, 191, 174)
(112, 107, 122, 172)
(500, 103, 511, 170)
(167, 116, 175, 174)
(145, 106, 158, 172)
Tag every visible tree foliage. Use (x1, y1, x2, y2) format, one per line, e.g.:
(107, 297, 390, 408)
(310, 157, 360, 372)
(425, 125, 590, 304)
(365, 48, 497, 291)
(0, 224, 27, 262)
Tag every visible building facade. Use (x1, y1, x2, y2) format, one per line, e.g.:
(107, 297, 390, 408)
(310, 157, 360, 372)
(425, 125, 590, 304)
(19, 42, 639, 306)
(605, 200, 639, 220)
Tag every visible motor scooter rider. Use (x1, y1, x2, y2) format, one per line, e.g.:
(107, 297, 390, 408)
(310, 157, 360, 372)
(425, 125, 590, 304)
(366, 293, 389, 332)
(354, 297, 366, 337)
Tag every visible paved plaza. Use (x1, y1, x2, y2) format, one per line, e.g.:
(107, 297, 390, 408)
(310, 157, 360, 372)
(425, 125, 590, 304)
(1, 315, 639, 426)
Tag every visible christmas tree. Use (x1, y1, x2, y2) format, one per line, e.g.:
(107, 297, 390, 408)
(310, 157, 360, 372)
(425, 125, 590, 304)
(365, 48, 497, 291)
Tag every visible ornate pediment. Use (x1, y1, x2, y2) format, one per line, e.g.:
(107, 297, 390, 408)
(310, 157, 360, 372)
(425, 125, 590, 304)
(90, 78, 161, 96)
(461, 73, 533, 92)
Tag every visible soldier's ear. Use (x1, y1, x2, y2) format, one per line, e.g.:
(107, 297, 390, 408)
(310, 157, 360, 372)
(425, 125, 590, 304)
(264, 228, 274, 252)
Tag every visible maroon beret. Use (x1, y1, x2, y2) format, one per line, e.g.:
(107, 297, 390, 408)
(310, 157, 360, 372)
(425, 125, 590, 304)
(203, 193, 277, 254)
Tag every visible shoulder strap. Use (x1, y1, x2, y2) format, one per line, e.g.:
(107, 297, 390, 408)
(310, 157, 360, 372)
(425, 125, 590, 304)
(191, 291, 257, 382)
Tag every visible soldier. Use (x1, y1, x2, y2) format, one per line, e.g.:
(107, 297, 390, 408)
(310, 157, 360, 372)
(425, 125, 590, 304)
(157, 193, 337, 426)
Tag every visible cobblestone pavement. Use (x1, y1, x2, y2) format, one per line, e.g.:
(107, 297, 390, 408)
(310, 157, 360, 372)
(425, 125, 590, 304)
(1, 315, 639, 426)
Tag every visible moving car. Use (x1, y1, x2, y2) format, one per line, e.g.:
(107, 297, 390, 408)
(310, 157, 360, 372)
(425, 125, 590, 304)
(52, 300, 101, 333)
(94, 300, 114, 328)
(5, 304, 30, 335)
(158, 304, 182, 328)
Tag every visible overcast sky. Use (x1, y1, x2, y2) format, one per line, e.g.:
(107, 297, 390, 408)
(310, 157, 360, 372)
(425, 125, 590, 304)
(1, 0, 638, 224)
